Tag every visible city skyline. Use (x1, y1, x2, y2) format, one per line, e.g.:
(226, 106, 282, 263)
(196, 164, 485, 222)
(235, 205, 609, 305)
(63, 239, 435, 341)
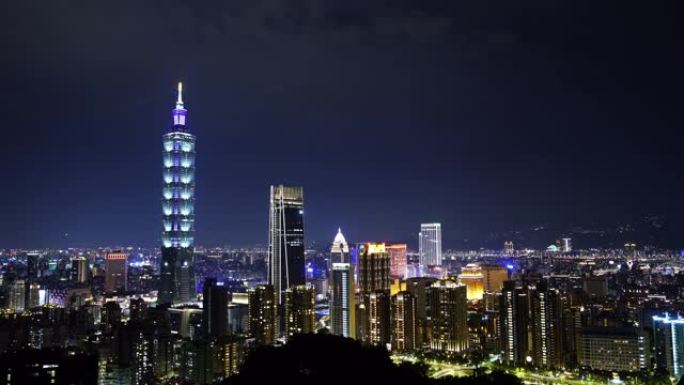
(2, 3, 684, 385)
(2, 2, 683, 249)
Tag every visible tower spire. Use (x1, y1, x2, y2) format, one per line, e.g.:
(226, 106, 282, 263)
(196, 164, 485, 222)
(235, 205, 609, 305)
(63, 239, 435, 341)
(172, 82, 187, 126)
(176, 82, 184, 109)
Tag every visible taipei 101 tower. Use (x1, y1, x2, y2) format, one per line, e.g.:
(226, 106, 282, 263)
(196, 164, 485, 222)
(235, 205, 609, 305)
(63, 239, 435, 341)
(159, 82, 196, 304)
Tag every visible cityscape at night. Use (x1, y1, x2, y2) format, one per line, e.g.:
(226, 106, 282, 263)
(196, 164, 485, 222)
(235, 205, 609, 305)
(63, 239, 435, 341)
(1, 2, 683, 385)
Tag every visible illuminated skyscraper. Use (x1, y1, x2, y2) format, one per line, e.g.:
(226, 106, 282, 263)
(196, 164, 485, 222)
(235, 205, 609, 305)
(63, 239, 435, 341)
(330, 228, 350, 266)
(268, 185, 305, 306)
(387, 244, 408, 279)
(160, 82, 196, 305)
(653, 314, 684, 379)
(330, 263, 355, 338)
(357, 243, 391, 295)
(284, 284, 315, 338)
(427, 280, 468, 352)
(419, 223, 442, 271)
(105, 251, 128, 292)
(248, 284, 277, 345)
(391, 291, 416, 352)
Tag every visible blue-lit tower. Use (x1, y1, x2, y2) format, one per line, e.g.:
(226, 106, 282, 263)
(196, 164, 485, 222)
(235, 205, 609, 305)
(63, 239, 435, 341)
(159, 82, 196, 305)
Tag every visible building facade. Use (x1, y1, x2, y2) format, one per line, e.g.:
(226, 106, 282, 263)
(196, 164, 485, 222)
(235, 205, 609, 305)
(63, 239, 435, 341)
(577, 327, 647, 372)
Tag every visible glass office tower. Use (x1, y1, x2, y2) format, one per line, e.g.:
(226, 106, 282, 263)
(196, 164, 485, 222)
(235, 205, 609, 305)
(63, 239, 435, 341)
(159, 82, 196, 305)
(268, 185, 305, 306)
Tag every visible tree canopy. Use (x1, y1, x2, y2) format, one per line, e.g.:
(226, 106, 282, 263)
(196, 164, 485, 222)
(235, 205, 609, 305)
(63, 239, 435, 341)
(223, 334, 521, 385)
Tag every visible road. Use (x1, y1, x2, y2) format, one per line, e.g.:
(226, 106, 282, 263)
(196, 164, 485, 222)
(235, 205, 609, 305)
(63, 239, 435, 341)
(392, 354, 627, 385)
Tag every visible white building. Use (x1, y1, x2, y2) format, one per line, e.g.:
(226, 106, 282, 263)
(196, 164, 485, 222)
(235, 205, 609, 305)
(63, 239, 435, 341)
(419, 223, 442, 271)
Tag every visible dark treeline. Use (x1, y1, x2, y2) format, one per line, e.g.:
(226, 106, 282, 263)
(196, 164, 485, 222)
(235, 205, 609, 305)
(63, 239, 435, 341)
(222, 333, 521, 385)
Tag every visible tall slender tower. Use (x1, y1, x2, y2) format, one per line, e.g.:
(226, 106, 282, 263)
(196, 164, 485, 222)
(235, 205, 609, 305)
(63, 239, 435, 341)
(391, 291, 416, 352)
(330, 263, 355, 338)
(530, 281, 564, 368)
(268, 185, 305, 306)
(419, 223, 442, 272)
(500, 280, 530, 365)
(160, 82, 196, 305)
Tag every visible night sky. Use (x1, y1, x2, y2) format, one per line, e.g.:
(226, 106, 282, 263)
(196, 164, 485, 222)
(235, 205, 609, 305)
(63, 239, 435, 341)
(2, 1, 683, 249)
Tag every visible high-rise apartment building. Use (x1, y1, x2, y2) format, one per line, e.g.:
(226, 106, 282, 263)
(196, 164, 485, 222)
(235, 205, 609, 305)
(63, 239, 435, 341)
(248, 285, 277, 345)
(406, 277, 438, 348)
(361, 291, 391, 347)
(391, 291, 416, 352)
(330, 263, 355, 338)
(427, 280, 468, 352)
(419, 223, 442, 271)
(530, 281, 564, 368)
(160, 82, 196, 305)
(500, 280, 531, 365)
(284, 285, 315, 338)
